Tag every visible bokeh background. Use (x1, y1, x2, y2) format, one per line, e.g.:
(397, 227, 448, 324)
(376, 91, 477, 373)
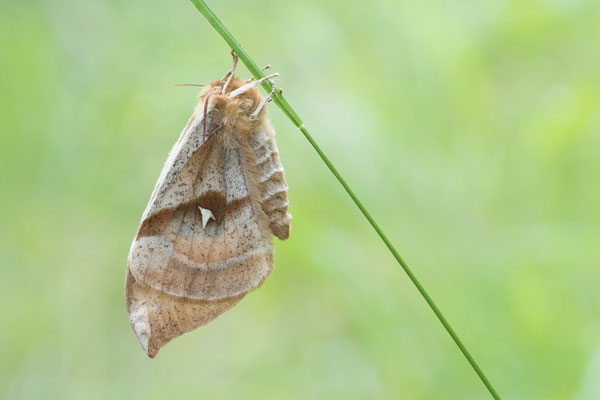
(1, 0, 599, 398)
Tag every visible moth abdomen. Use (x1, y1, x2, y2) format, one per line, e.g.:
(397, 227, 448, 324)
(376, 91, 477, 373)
(244, 124, 291, 241)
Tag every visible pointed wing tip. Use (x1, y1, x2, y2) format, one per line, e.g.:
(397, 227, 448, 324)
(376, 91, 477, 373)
(129, 312, 160, 358)
(129, 311, 167, 359)
(125, 268, 251, 359)
(128, 308, 160, 359)
(145, 346, 159, 359)
(126, 269, 162, 359)
(128, 311, 164, 359)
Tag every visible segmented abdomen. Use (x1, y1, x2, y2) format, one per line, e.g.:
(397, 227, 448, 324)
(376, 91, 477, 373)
(249, 123, 291, 240)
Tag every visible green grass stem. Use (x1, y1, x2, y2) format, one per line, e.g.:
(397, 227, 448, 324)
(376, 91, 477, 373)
(188, 1, 502, 398)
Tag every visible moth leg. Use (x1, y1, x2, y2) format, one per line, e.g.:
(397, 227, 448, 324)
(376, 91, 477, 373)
(246, 65, 271, 83)
(250, 83, 281, 121)
(222, 50, 239, 95)
(227, 73, 279, 99)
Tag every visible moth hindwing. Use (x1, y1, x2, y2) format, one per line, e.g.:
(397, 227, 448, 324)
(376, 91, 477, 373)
(125, 53, 291, 358)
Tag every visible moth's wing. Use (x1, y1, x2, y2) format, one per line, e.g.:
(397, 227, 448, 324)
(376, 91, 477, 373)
(126, 113, 275, 357)
(128, 134, 274, 301)
(125, 269, 244, 358)
(141, 109, 217, 219)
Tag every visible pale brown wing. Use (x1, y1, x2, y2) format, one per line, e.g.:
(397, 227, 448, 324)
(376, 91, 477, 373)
(126, 113, 275, 357)
(128, 131, 273, 301)
(125, 269, 244, 358)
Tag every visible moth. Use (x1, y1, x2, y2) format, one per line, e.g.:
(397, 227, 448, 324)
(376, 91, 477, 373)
(125, 52, 291, 358)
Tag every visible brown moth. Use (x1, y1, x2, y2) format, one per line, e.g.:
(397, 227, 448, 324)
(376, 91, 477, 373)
(125, 52, 291, 358)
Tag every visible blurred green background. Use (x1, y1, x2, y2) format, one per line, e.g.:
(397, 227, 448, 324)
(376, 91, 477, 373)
(1, 0, 599, 398)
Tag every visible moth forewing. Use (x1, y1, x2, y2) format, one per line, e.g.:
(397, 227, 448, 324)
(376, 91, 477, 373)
(125, 60, 291, 358)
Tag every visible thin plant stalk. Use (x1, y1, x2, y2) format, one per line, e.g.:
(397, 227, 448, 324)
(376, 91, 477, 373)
(188, 1, 502, 398)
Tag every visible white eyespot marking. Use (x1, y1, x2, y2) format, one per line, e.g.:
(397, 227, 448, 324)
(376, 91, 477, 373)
(198, 206, 215, 228)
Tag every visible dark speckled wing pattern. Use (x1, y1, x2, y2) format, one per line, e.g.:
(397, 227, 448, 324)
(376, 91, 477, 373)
(125, 106, 292, 357)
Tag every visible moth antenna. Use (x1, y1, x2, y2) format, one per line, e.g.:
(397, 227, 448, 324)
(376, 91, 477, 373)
(222, 51, 239, 95)
(250, 80, 277, 120)
(202, 94, 212, 144)
(169, 83, 206, 87)
(227, 73, 279, 98)
(246, 65, 271, 82)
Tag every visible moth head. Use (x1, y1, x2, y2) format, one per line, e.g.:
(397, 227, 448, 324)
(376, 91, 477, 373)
(198, 77, 262, 120)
